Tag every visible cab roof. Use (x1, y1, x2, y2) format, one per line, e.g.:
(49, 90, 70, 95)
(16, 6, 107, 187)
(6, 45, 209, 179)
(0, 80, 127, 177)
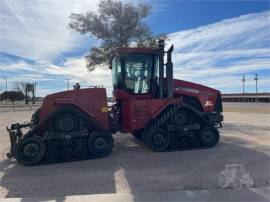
(114, 47, 157, 55)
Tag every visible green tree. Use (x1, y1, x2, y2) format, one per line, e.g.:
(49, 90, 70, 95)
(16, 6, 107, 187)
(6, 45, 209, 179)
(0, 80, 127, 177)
(69, 0, 163, 70)
(0, 91, 24, 105)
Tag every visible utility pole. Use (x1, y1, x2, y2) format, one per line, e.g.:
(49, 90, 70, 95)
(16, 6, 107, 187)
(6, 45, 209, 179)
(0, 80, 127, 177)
(2, 77, 7, 104)
(254, 74, 258, 102)
(3, 77, 7, 92)
(65, 79, 70, 91)
(242, 75, 245, 102)
(33, 82, 37, 104)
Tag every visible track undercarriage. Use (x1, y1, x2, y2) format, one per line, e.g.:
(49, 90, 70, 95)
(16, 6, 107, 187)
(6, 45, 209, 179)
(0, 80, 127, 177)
(7, 107, 114, 166)
(140, 104, 220, 152)
(7, 104, 220, 166)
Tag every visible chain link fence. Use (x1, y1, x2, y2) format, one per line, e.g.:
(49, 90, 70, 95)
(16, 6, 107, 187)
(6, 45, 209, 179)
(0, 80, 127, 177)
(0, 102, 42, 112)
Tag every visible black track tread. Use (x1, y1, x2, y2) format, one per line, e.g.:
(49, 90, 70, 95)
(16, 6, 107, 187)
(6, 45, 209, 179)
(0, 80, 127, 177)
(142, 104, 220, 152)
(16, 105, 114, 166)
(142, 105, 177, 147)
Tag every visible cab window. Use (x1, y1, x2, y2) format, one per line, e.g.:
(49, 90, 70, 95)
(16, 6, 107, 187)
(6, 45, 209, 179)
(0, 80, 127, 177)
(124, 54, 153, 94)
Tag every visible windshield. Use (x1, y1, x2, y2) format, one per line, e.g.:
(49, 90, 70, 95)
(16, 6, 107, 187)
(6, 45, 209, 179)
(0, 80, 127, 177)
(111, 53, 154, 94)
(124, 54, 153, 94)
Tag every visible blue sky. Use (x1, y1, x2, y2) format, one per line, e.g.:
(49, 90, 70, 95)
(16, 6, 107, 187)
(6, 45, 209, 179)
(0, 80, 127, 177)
(148, 0, 269, 33)
(0, 0, 269, 96)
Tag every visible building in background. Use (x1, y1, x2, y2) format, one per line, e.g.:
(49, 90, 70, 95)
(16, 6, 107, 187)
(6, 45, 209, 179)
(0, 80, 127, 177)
(222, 93, 270, 103)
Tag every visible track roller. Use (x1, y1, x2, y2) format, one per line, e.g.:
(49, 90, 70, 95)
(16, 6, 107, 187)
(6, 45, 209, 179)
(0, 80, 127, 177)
(198, 126, 220, 148)
(146, 128, 170, 152)
(88, 131, 113, 158)
(74, 146, 88, 159)
(45, 149, 59, 163)
(60, 146, 74, 160)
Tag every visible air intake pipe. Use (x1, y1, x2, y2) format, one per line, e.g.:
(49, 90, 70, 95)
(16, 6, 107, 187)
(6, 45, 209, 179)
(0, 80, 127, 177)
(166, 45, 174, 98)
(158, 40, 165, 98)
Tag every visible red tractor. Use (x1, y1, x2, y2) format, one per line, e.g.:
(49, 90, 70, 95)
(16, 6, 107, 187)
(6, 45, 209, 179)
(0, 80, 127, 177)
(7, 40, 223, 165)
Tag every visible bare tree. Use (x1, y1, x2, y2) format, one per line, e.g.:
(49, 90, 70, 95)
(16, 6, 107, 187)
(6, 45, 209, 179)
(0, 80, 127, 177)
(13, 82, 27, 95)
(69, 0, 163, 70)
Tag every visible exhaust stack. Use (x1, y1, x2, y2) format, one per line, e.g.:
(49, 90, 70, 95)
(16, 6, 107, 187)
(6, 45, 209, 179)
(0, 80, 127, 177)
(158, 39, 174, 98)
(158, 40, 165, 98)
(166, 45, 174, 98)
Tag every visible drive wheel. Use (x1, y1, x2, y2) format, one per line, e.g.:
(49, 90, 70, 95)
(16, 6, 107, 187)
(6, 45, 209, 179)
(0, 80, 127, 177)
(148, 128, 170, 152)
(170, 110, 188, 125)
(199, 126, 220, 148)
(16, 136, 45, 166)
(60, 146, 74, 160)
(74, 146, 88, 159)
(45, 149, 59, 163)
(53, 111, 79, 132)
(88, 131, 113, 158)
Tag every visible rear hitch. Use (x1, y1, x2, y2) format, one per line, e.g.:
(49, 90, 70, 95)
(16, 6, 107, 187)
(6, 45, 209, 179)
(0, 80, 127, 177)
(6, 122, 31, 158)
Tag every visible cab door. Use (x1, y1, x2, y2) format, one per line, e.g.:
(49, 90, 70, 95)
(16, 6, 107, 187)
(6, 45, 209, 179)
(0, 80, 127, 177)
(120, 53, 154, 132)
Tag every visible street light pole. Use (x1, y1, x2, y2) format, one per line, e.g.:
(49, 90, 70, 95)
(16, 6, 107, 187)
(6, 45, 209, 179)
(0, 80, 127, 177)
(242, 75, 245, 103)
(2, 77, 7, 104)
(65, 79, 70, 91)
(254, 74, 258, 102)
(3, 77, 7, 92)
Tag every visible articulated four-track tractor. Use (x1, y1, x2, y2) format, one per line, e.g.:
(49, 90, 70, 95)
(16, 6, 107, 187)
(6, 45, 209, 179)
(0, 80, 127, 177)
(7, 40, 223, 165)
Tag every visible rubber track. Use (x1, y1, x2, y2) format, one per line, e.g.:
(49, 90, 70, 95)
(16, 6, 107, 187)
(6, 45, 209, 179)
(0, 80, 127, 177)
(16, 134, 114, 166)
(142, 105, 212, 151)
(17, 106, 114, 166)
(142, 105, 177, 146)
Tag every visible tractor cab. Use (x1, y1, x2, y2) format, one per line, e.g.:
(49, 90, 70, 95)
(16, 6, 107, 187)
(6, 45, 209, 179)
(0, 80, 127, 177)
(110, 40, 174, 99)
(109, 40, 176, 133)
(111, 49, 156, 95)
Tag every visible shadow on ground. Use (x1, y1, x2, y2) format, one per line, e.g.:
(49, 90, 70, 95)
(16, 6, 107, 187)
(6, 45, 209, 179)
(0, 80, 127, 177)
(0, 123, 269, 201)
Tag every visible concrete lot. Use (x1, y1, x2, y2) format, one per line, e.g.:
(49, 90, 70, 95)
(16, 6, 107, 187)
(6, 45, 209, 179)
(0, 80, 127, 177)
(223, 102, 270, 114)
(0, 109, 269, 200)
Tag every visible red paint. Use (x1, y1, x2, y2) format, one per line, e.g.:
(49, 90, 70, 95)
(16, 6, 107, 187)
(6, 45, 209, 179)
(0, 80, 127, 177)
(114, 90, 178, 133)
(173, 79, 220, 112)
(39, 88, 109, 130)
(113, 78, 221, 133)
(38, 78, 220, 134)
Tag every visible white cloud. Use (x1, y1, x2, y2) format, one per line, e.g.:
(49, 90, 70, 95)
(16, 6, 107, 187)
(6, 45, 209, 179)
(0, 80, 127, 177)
(0, 56, 113, 96)
(169, 11, 270, 52)
(169, 11, 270, 93)
(0, 5, 269, 96)
(0, 0, 100, 60)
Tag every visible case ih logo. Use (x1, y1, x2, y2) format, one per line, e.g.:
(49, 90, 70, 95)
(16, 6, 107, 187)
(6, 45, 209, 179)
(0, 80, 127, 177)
(219, 164, 254, 190)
